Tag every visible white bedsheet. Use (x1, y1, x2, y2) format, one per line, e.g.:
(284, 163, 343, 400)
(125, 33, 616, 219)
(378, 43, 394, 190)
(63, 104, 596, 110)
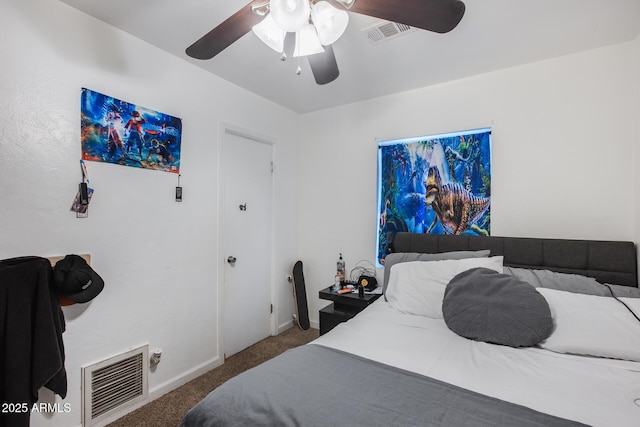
(313, 298, 640, 427)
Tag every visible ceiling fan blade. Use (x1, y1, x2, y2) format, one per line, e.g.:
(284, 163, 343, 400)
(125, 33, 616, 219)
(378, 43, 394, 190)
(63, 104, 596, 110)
(307, 45, 340, 85)
(338, 0, 465, 34)
(186, 2, 266, 60)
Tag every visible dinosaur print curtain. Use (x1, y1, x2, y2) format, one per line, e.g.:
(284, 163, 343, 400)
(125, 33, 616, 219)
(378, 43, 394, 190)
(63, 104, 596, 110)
(376, 128, 491, 265)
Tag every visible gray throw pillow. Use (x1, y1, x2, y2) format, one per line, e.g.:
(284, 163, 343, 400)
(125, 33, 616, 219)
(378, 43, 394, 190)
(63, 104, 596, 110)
(443, 267, 553, 348)
(382, 250, 490, 300)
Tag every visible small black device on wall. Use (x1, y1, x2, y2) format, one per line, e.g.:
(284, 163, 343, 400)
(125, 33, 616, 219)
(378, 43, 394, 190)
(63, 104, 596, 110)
(79, 182, 89, 205)
(175, 174, 182, 202)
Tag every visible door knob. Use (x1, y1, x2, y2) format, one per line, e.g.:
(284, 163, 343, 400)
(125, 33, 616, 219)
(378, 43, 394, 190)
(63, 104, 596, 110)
(227, 256, 237, 265)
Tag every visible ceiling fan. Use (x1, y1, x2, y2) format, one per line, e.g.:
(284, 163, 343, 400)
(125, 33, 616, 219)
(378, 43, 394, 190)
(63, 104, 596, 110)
(186, 0, 466, 85)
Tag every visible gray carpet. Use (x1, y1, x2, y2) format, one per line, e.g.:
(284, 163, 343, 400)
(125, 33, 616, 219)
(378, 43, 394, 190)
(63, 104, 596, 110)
(107, 326, 319, 427)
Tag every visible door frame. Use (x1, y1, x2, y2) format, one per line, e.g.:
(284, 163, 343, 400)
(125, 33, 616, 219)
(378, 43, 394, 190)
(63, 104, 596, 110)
(217, 121, 277, 359)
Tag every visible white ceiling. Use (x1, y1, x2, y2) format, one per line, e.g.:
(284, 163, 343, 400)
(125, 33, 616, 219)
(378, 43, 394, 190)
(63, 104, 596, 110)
(59, 0, 640, 114)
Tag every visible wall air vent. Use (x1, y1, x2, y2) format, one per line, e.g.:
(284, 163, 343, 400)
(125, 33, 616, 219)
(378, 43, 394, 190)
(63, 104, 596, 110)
(363, 21, 415, 44)
(82, 345, 149, 426)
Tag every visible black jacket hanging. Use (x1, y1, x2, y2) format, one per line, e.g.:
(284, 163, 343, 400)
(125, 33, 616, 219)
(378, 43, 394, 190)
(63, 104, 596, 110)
(0, 256, 67, 427)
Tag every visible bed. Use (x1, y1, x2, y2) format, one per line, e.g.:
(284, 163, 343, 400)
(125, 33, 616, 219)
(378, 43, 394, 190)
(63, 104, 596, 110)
(180, 233, 640, 426)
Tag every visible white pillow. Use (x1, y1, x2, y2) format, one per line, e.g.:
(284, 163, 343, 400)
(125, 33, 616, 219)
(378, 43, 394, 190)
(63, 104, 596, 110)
(386, 256, 504, 318)
(538, 288, 640, 362)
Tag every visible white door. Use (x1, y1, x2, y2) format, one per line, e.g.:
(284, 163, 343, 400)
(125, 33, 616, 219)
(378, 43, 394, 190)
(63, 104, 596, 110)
(221, 128, 273, 358)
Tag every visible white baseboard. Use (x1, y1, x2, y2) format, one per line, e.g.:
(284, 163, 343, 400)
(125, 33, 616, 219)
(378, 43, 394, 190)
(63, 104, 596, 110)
(149, 355, 222, 402)
(279, 319, 319, 333)
(146, 320, 317, 404)
(97, 326, 319, 426)
(278, 319, 294, 334)
(97, 355, 223, 425)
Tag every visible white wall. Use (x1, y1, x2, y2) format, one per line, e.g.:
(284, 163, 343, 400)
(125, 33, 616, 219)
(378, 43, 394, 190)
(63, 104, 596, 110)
(299, 38, 639, 325)
(0, 1, 298, 426)
(634, 34, 640, 267)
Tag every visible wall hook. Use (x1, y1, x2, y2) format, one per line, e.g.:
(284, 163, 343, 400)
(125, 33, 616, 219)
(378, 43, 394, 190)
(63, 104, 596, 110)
(239, 203, 247, 211)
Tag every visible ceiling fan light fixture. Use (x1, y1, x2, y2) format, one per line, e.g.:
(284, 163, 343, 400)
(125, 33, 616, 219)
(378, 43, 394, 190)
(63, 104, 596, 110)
(252, 14, 286, 53)
(270, 0, 311, 33)
(293, 24, 325, 58)
(311, 1, 349, 46)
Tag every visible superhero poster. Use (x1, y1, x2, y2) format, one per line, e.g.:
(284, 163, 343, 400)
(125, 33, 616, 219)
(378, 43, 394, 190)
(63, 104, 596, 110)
(376, 128, 492, 265)
(80, 88, 182, 174)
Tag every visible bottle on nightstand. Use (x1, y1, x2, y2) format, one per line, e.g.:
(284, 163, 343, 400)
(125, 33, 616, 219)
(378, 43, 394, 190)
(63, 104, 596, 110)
(336, 253, 345, 283)
(333, 274, 341, 292)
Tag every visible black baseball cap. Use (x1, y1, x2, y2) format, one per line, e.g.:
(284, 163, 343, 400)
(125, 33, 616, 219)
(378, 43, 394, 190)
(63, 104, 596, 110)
(53, 255, 104, 303)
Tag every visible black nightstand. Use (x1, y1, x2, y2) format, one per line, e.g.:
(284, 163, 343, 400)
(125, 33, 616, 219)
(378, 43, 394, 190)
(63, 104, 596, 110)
(318, 286, 381, 335)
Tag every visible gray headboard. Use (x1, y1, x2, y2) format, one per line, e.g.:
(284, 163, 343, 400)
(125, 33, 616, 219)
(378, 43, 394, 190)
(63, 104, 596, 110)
(390, 232, 638, 287)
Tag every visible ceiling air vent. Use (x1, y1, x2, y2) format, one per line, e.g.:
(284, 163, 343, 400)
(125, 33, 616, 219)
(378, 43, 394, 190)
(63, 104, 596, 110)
(363, 21, 415, 44)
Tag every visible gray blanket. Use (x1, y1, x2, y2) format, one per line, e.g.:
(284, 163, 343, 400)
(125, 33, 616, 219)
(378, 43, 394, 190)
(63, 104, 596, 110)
(179, 344, 585, 427)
